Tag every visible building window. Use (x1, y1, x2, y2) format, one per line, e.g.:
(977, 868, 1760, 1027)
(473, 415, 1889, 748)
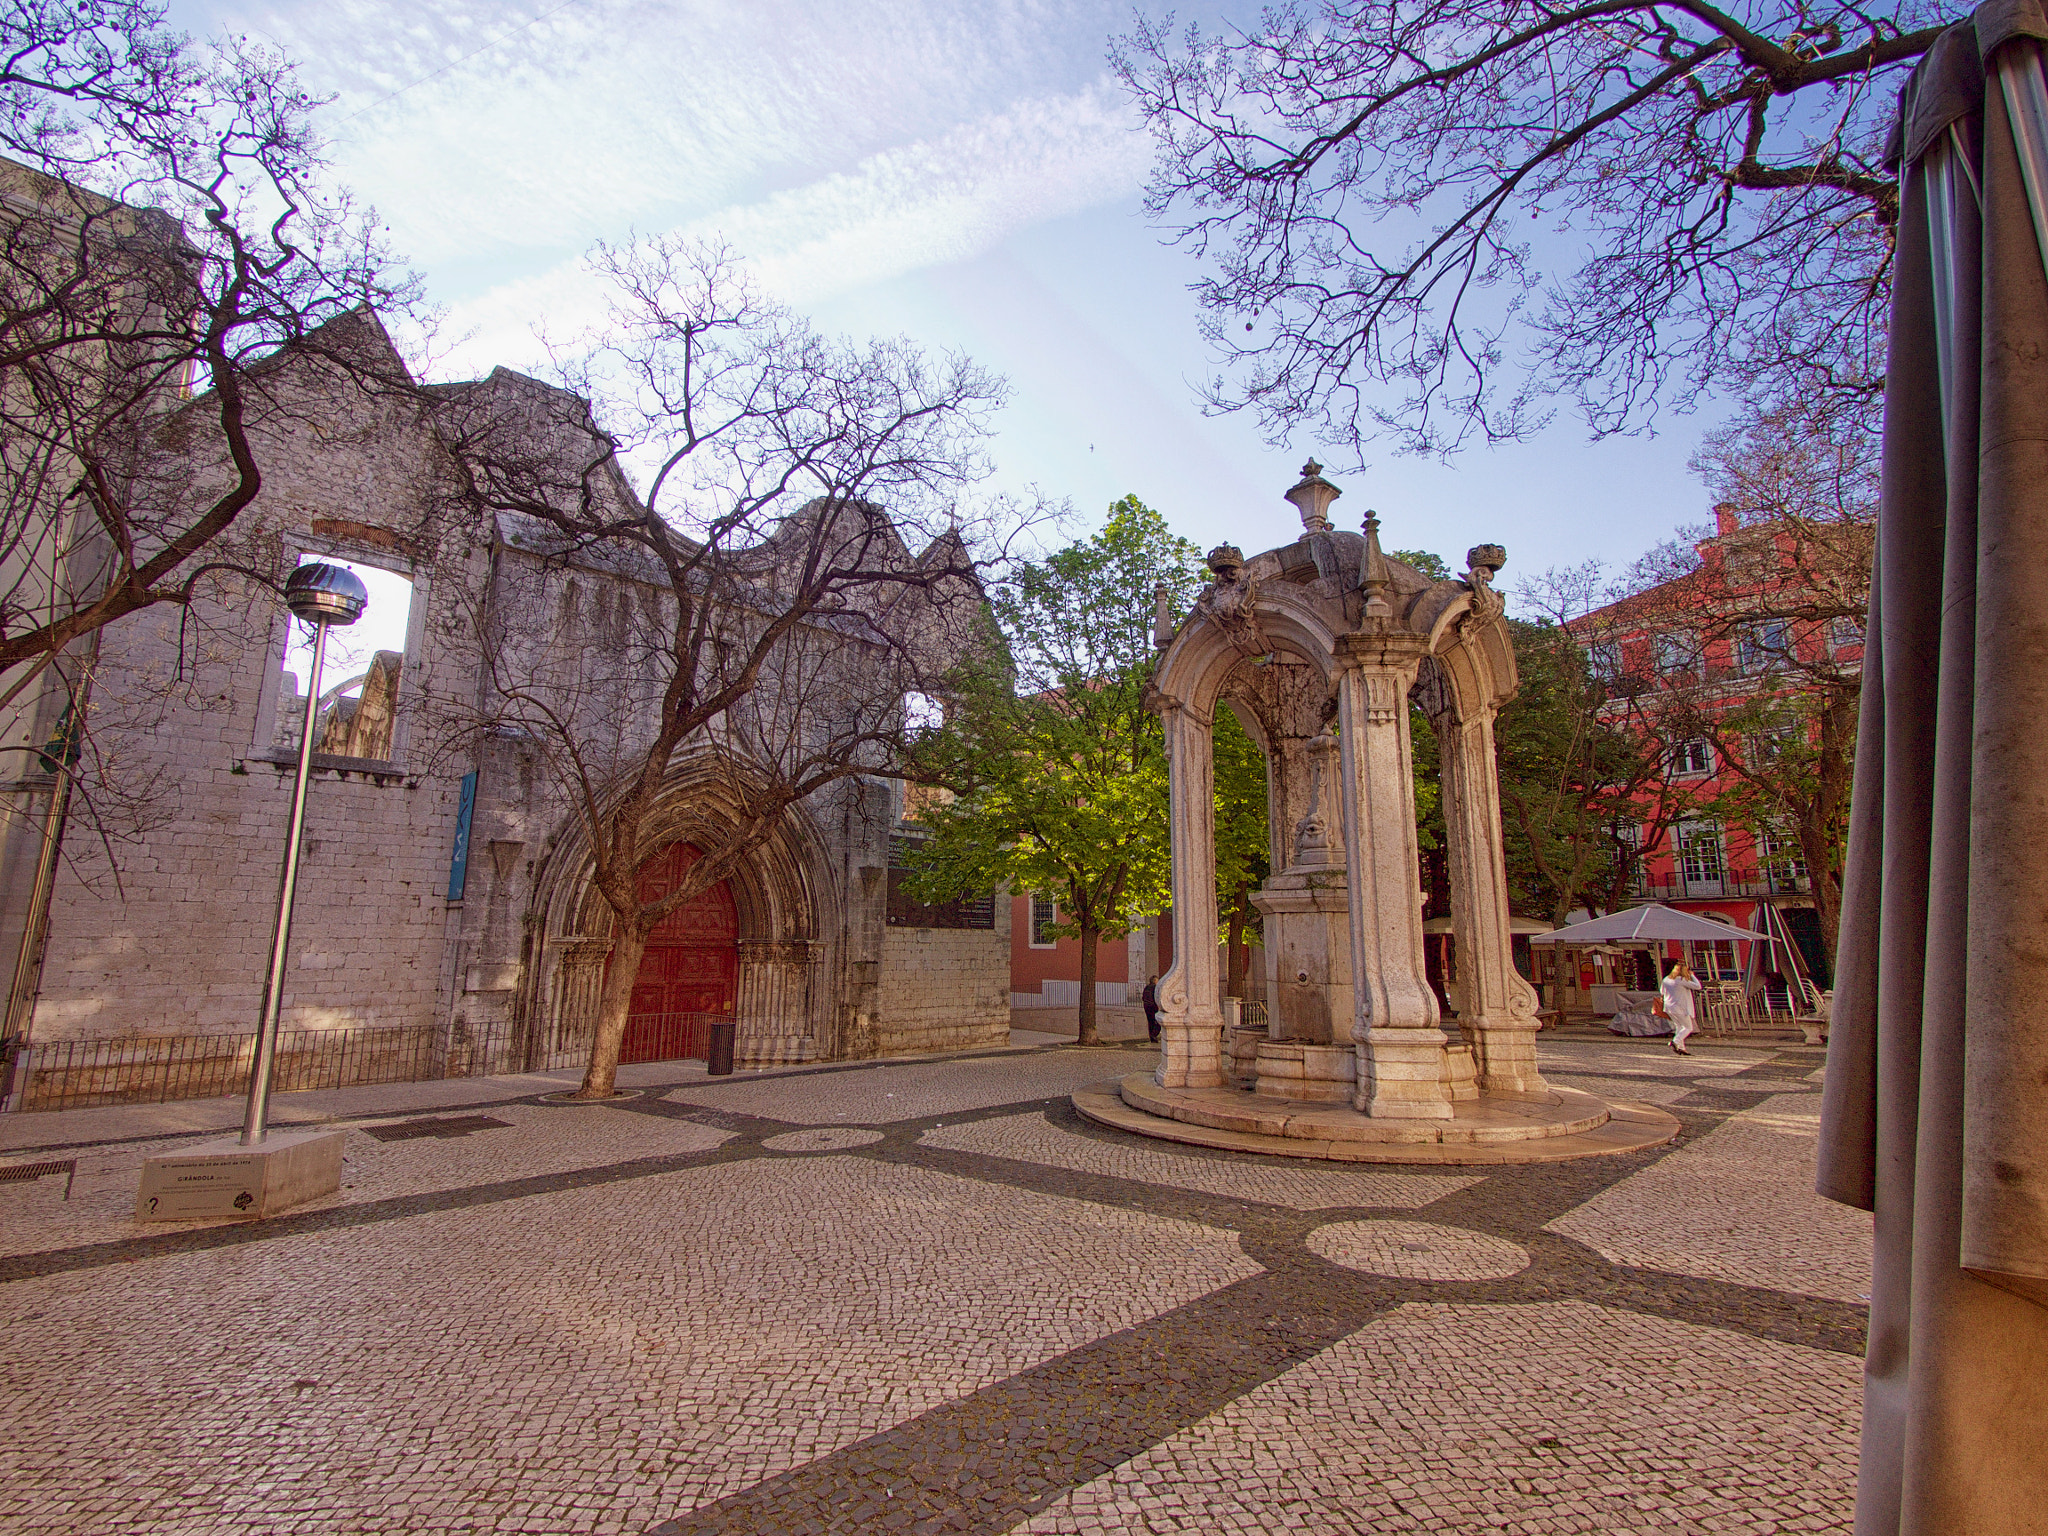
(1586, 639, 1621, 682)
(1614, 820, 1647, 895)
(1653, 632, 1698, 675)
(1829, 615, 1865, 654)
(1746, 726, 1797, 767)
(1734, 619, 1791, 674)
(1029, 894, 1059, 948)
(1678, 821, 1725, 888)
(1760, 824, 1810, 891)
(273, 553, 416, 763)
(1669, 738, 1713, 777)
(902, 692, 945, 735)
(1688, 936, 1741, 979)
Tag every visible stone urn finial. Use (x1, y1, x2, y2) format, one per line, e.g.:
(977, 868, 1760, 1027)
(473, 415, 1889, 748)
(1360, 509, 1393, 621)
(1466, 544, 1507, 583)
(1463, 544, 1508, 617)
(1152, 580, 1175, 649)
(1285, 459, 1341, 534)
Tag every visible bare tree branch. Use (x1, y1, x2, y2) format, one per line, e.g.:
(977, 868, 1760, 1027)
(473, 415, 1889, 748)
(1115, 0, 1950, 453)
(438, 240, 1041, 1095)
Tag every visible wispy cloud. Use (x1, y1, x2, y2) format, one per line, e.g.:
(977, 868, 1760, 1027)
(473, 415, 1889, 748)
(205, 0, 1132, 274)
(671, 81, 1150, 303)
(433, 79, 1150, 376)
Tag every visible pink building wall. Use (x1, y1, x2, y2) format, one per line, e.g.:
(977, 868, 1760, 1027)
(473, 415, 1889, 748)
(1008, 895, 1131, 998)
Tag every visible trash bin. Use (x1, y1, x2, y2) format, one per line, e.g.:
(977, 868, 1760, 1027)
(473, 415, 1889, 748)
(707, 1018, 737, 1076)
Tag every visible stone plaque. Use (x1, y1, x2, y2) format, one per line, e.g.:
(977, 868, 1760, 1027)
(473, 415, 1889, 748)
(136, 1152, 263, 1221)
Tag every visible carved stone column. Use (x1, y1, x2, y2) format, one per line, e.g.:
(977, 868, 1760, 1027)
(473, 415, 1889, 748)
(1436, 707, 1547, 1092)
(1155, 695, 1225, 1089)
(736, 940, 815, 1066)
(1333, 629, 1452, 1119)
(547, 938, 611, 1069)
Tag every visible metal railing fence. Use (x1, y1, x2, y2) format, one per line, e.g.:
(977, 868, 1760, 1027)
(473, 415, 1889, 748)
(8, 1011, 742, 1113)
(9, 1019, 521, 1113)
(619, 1011, 723, 1066)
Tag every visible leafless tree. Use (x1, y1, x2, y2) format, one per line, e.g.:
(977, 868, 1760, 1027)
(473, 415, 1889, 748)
(1597, 384, 1874, 956)
(0, 1, 416, 728)
(1115, 1, 1953, 455)
(440, 239, 1026, 1097)
(1505, 566, 1702, 923)
(0, 6, 417, 1040)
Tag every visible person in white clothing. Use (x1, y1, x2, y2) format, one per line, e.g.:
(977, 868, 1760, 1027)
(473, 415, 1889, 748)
(1661, 958, 1702, 1054)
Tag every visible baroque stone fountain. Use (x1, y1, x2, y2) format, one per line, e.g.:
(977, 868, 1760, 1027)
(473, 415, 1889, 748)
(1074, 464, 1676, 1164)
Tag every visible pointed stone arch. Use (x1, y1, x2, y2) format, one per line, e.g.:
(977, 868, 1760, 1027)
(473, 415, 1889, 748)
(526, 752, 841, 1069)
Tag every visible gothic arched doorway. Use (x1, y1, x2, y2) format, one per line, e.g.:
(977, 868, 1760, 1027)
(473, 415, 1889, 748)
(619, 842, 738, 1063)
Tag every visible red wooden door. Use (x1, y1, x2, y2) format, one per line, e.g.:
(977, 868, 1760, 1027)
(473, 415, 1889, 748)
(618, 843, 738, 1063)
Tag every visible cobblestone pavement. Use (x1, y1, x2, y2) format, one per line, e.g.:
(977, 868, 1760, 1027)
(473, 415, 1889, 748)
(0, 1035, 1866, 1534)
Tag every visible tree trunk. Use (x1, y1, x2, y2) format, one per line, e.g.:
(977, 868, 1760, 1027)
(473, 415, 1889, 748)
(579, 922, 648, 1098)
(1798, 812, 1840, 965)
(1076, 923, 1101, 1046)
(1225, 890, 1247, 997)
(1422, 846, 1450, 921)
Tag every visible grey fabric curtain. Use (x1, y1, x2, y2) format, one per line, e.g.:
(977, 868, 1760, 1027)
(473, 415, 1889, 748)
(1818, 2, 2048, 1530)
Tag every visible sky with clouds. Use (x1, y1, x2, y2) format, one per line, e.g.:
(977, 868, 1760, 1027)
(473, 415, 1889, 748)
(169, 0, 1721, 582)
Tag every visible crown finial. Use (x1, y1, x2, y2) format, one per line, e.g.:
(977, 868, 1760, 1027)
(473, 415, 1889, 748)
(1284, 458, 1341, 534)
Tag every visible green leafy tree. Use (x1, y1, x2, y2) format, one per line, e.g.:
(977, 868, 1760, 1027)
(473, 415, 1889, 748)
(907, 497, 1204, 1043)
(1391, 550, 1451, 583)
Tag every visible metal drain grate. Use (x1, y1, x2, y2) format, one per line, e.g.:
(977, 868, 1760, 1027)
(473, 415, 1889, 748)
(360, 1114, 513, 1143)
(0, 1159, 77, 1198)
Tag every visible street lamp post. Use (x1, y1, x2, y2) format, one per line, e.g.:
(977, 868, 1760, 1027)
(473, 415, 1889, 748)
(241, 562, 368, 1147)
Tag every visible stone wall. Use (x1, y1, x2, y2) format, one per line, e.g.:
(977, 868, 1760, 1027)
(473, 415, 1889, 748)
(33, 762, 467, 1039)
(18, 316, 1009, 1074)
(30, 318, 474, 1043)
(874, 900, 1011, 1057)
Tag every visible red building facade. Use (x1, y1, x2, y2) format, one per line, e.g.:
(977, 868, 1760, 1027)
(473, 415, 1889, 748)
(1563, 504, 1865, 1002)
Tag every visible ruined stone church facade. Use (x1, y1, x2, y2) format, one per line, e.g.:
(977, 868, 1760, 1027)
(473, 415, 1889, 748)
(10, 315, 1009, 1077)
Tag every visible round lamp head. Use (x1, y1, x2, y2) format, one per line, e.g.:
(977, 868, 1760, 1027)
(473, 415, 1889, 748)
(285, 562, 369, 627)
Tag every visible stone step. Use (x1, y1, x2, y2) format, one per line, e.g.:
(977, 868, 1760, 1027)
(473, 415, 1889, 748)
(1074, 1074, 1680, 1166)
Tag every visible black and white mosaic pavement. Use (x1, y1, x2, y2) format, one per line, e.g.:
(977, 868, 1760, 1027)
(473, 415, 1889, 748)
(0, 1037, 1865, 1534)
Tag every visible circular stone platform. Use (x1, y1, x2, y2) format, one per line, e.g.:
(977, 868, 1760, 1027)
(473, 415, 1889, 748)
(1073, 1074, 1679, 1165)
(533, 1088, 645, 1105)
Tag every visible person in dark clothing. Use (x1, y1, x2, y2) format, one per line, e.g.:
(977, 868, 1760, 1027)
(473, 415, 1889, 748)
(1142, 975, 1160, 1042)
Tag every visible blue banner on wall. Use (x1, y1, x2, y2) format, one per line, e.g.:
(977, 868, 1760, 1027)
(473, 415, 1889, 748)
(448, 771, 477, 901)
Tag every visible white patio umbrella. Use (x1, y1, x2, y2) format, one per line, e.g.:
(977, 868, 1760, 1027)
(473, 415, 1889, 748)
(1526, 905, 1766, 945)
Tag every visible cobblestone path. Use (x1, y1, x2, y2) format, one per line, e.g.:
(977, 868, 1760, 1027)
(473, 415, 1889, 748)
(0, 1037, 1867, 1535)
